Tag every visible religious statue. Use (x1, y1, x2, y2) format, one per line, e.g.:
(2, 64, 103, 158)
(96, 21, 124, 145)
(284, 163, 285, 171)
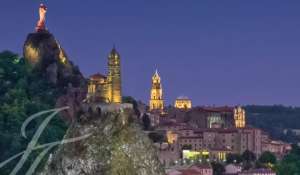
(35, 4, 47, 32)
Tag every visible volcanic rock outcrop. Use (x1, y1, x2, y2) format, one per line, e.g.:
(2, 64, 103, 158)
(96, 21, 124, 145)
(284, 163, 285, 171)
(23, 31, 87, 122)
(40, 103, 166, 175)
(23, 31, 85, 87)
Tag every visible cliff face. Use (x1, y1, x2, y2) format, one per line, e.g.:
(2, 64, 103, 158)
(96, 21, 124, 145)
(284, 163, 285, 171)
(40, 103, 166, 175)
(23, 31, 87, 122)
(23, 31, 85, 87)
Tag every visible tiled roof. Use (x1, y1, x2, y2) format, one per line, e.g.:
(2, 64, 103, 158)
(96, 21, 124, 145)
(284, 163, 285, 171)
(90, 73, 107, 80)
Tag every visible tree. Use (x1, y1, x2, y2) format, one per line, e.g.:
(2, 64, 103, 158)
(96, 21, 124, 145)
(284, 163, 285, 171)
(142, 113, 151, 130)
(242, 150, 256, 170)
(211, 162, 225, 175)
(226, 153, 243, 164)
(0, 51, 67, 174)
(258, 151, 277, 165)
(122, 96, 141, 117)
(276, 145, 300, 175)
(148, 132, 164, 143)
(242, 150, 256, 162)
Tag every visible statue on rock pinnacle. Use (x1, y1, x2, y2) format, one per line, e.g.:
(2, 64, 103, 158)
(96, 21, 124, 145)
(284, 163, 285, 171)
(35, 4, 47, 32)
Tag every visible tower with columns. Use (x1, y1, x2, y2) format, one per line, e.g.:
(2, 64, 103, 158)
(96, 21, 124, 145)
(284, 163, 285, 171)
(87, 46, 122, 103)
(149, 70, 164, 111)
(107, 46, 122, 103)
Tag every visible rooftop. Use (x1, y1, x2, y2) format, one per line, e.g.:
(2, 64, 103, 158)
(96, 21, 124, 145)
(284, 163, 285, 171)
(90, 73, 107, 80)
(241, 168, 275, 174)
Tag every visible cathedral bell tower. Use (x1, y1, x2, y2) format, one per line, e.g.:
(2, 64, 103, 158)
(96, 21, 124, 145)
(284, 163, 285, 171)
(107, 46, 122, 103)
(149, 70, 164, 111)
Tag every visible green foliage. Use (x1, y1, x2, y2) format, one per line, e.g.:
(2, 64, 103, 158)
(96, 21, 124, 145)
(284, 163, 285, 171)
(122, 96, 141, 117)
(242, 150, 256, 162)
(241, 150, 256, 170)
(148, 132, 164, 143)
(226, 153, 243, 164)
(276, 145, 300, 175)
(258, 151, 277, 165)
(211, 162, 225, 175)
(0, 51, 67, 174)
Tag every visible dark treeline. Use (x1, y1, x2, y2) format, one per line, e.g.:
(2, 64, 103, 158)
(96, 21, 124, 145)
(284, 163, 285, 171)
(245, 105, 300, 143)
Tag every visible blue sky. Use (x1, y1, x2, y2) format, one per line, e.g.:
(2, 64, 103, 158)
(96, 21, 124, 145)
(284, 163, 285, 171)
(0, 0, 300, 106)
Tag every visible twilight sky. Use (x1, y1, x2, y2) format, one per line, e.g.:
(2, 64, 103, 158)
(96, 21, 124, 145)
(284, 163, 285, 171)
(0, 0, 300, 106)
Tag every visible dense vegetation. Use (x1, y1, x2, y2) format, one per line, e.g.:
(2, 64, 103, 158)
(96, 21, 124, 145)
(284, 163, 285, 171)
(223, 147, 300, 175)
(245, 105, 300, 143)
(276, 144, 300, 174)
(0, 51, 67, 174)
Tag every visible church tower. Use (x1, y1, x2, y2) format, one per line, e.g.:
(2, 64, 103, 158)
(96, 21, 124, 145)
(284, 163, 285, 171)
(107, 46, 122, 103)
(149, 70, 164, 111)
(234, 106, 246, 128)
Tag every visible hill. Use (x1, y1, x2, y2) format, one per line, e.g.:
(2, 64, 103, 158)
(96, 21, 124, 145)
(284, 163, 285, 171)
(245, 105, 300, 143)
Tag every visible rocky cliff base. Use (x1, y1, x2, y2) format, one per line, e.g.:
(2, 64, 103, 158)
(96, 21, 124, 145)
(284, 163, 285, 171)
(40, 103, 165, 175)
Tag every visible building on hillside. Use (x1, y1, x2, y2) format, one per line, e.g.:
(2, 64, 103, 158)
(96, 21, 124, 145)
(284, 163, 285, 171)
(166, 164, 213, 175)
(147, 113, 161, 127)
(185, 106, 246, 129)
(238, 168, 276, 175)
(87, 47, 122, 103)
(175, 127, 262, 159)
(174, 96, 192, 109)
(149, 70, 164, 112)
(262, 140, 291, 158)
(156, 142, 180, 167)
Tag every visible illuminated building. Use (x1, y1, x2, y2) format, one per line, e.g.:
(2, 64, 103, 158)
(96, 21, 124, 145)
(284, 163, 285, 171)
(166, 130, 178, 144)
(107, 47, 122, 103)
(183, 106, 246, 129)
(182, 149, 227, 162)
(234, 106, 246, 128)
(87, 73, 108, 102)
(87, 46, 122, 103)
(174, 96, 192, 109)
(149, 70, 164, 111)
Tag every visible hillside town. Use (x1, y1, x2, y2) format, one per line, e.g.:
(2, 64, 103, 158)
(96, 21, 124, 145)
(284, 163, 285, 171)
(1, 2, 299, 175)
(87, 51, 291, 175)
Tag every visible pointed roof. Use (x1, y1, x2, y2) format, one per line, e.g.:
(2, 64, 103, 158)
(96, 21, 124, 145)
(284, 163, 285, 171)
(110, 44, 120, 56)
(152, 69, 161, 80)
(155, 69, 159, 76)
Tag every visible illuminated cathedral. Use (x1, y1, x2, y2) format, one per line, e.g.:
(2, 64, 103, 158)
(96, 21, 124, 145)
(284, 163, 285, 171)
(149, 70, 164, 112)
(87, 47, 122, 103)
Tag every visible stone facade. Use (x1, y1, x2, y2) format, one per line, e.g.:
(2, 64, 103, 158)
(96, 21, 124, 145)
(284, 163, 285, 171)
(149, 70, 164, 111)
(158, 122, 263, 163)
(185, 106, 246, 129)
(87, 47, 122, 103)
